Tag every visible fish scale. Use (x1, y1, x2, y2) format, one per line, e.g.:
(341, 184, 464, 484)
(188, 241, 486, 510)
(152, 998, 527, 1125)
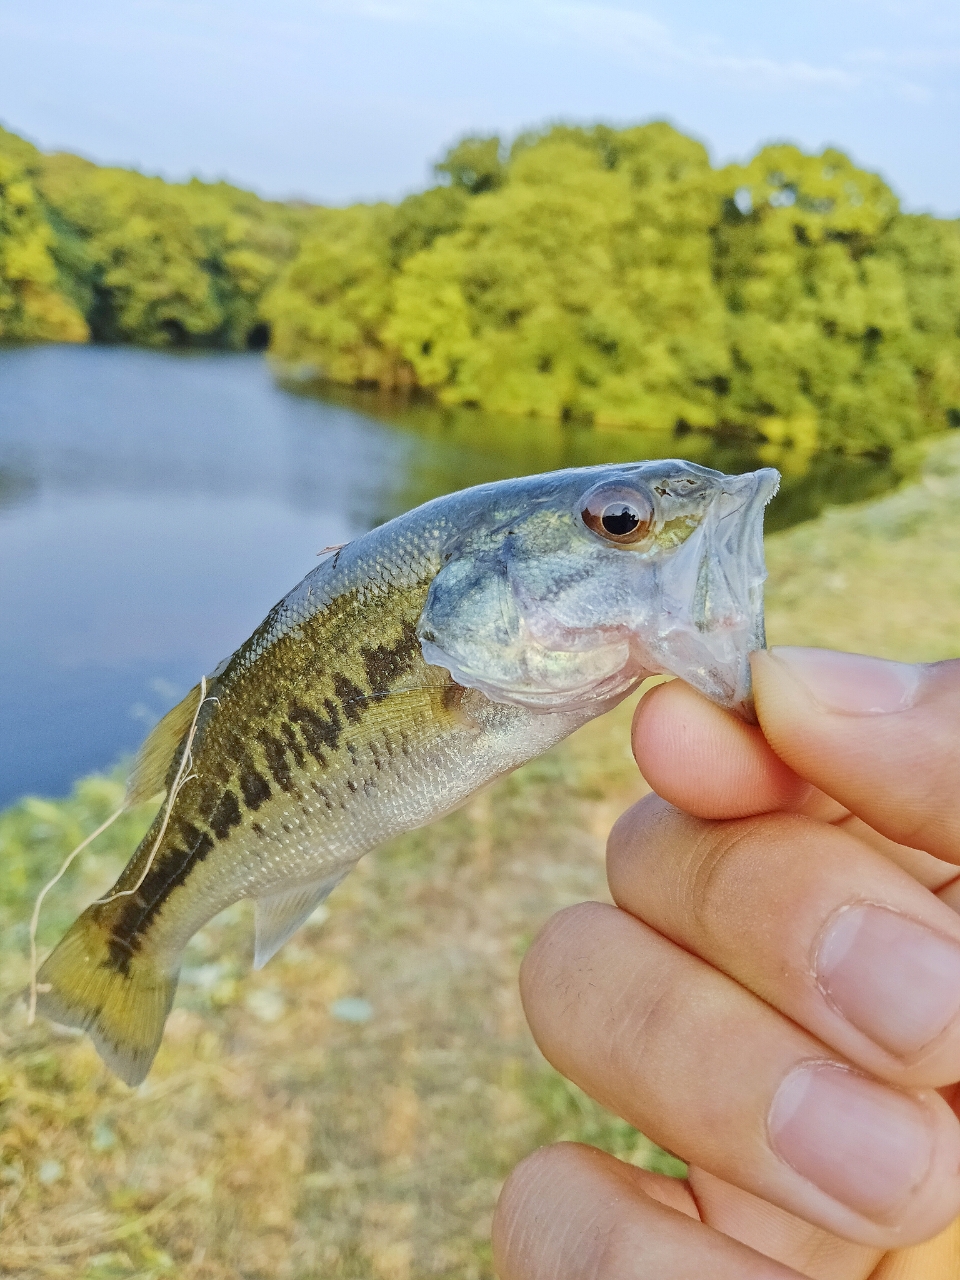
(36, 459, 778, 1085)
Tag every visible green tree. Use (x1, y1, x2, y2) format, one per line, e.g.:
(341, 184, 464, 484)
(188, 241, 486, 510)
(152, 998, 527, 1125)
(713, 144, 920, 462)
(386, 123, 728, 428)
(33, 150, 308, 348)
(877, 213, 960, 433)
(264, 183, 471, 387)
(3, 119, 959, 461)
(264, 204, 404, 385)
(0, 127, 87, 343)
(434, 135, 506, 195)
(269, 124, 960, 455)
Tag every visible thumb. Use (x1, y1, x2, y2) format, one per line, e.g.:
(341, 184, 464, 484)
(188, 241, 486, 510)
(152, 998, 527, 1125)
(752, 649, 960, 864)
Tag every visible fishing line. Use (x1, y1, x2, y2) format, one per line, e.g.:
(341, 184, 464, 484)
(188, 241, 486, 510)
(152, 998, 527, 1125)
(95, 676, 214, 907)
(28, 803, 125, 1025)
(27, 676, 215, 1025)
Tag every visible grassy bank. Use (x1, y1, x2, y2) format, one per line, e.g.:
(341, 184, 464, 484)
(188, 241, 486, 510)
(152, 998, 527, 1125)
(2, 433, 960, 1280)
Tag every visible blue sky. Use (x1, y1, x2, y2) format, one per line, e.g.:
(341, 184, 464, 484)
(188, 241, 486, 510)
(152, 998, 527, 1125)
(2, 0, 958, 213)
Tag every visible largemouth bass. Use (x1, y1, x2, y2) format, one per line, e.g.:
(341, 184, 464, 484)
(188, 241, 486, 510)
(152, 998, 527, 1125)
(37, 460, 778, 1085)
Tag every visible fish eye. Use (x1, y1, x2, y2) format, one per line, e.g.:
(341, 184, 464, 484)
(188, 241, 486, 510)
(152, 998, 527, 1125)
(580, 483, 655, 545)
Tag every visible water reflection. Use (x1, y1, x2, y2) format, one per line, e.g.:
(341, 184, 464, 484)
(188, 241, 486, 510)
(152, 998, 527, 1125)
(0, 345, 905, 804)
(310, 384, 907, 533)
(0, 345, 415, 521)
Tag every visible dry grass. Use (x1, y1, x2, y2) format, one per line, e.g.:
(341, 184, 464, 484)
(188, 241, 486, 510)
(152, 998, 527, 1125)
(3, 432, 960, 1280)
(765, 431, 960, 661)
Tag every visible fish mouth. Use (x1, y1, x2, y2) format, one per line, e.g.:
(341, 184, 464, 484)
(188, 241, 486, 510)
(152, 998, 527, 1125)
(647, 466, 780, 720)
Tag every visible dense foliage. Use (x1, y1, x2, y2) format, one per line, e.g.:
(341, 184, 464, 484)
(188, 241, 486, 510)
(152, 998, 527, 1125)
(2, 121, 959, 455)
(269, 125, 960, 457)
(0, 125, 312, 350)
(0, 129, 88, 343)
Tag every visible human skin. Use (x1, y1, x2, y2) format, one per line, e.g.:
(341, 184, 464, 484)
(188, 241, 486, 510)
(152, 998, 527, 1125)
(493, 648, 960, 1280)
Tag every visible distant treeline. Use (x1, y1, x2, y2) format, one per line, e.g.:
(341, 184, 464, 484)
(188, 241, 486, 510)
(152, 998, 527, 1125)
(0, 125, 313, 352)
(2, 121, 959, 457)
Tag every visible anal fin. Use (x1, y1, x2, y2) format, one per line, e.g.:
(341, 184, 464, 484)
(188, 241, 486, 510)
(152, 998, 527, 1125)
(253, 869, 349, 969)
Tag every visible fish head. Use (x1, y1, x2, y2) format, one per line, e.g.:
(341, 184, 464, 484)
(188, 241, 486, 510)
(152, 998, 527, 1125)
(417, 460, 780, 720)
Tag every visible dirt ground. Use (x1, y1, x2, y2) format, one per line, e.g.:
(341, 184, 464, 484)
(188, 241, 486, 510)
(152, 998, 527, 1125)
(3, 433, 960, 1280)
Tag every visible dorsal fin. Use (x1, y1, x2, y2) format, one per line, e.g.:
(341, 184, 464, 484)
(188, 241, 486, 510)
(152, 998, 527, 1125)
(253, 869, 350, 969)
(126, 684, 203, 806)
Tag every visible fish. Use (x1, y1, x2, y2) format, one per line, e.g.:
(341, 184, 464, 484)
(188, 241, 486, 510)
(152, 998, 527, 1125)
(36, 459, 779, 1085)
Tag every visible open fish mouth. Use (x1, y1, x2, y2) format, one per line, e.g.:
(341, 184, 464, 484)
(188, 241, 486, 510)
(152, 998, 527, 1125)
(647, 466, 780, 719)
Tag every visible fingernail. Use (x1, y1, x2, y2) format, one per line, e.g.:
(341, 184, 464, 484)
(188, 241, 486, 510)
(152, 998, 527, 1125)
(769, 1062, 934, 1221)
(768, 648, 921, 715)
(816, 905, 960, 1058)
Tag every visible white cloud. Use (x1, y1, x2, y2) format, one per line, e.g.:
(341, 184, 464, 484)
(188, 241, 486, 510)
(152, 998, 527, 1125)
(543, 2, 859, 89)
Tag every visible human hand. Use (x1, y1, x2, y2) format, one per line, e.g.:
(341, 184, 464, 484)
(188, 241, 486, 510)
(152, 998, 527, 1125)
(494, 649, 960, 1279)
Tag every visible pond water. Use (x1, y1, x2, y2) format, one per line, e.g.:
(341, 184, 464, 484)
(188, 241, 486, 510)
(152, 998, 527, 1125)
(0, 345, 900, 806)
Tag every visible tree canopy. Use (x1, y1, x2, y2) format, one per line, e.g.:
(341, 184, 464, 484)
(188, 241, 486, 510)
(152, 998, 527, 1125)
(0, 128, 88, 343)
(267, 123, 960, 458)
(0, 125, 311, 350)
(1, 120, 958, 458)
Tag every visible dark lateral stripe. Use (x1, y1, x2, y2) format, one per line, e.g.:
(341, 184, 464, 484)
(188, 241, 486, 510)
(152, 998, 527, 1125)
(239, 763, 272, 811)
(97, 617, 430, 973)
(280, 722, 306, 767)
(257, 729, 294, 792)
(209, 790, 242, 840)
(360, 622, 419, 696)
(289, 697, 342, 759)
(332, 673, 367, 724)
(272, 625, 420, 779)
(105, 823, 216, 970)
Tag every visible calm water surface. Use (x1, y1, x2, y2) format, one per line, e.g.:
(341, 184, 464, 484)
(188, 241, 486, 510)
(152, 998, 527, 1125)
(0, 346, 898, 806)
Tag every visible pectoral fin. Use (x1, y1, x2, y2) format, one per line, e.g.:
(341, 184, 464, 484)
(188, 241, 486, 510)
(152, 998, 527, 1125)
(253, 869, 349, 969)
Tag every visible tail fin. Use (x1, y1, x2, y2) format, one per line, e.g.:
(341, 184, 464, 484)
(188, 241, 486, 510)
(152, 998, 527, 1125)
(35, 906, 178, 1086)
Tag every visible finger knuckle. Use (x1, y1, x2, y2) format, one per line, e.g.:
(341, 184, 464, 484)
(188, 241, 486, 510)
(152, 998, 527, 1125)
(681, 814, 804, 941)
(616, 966, 682, 1067)
(683, 821, 761, 935)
